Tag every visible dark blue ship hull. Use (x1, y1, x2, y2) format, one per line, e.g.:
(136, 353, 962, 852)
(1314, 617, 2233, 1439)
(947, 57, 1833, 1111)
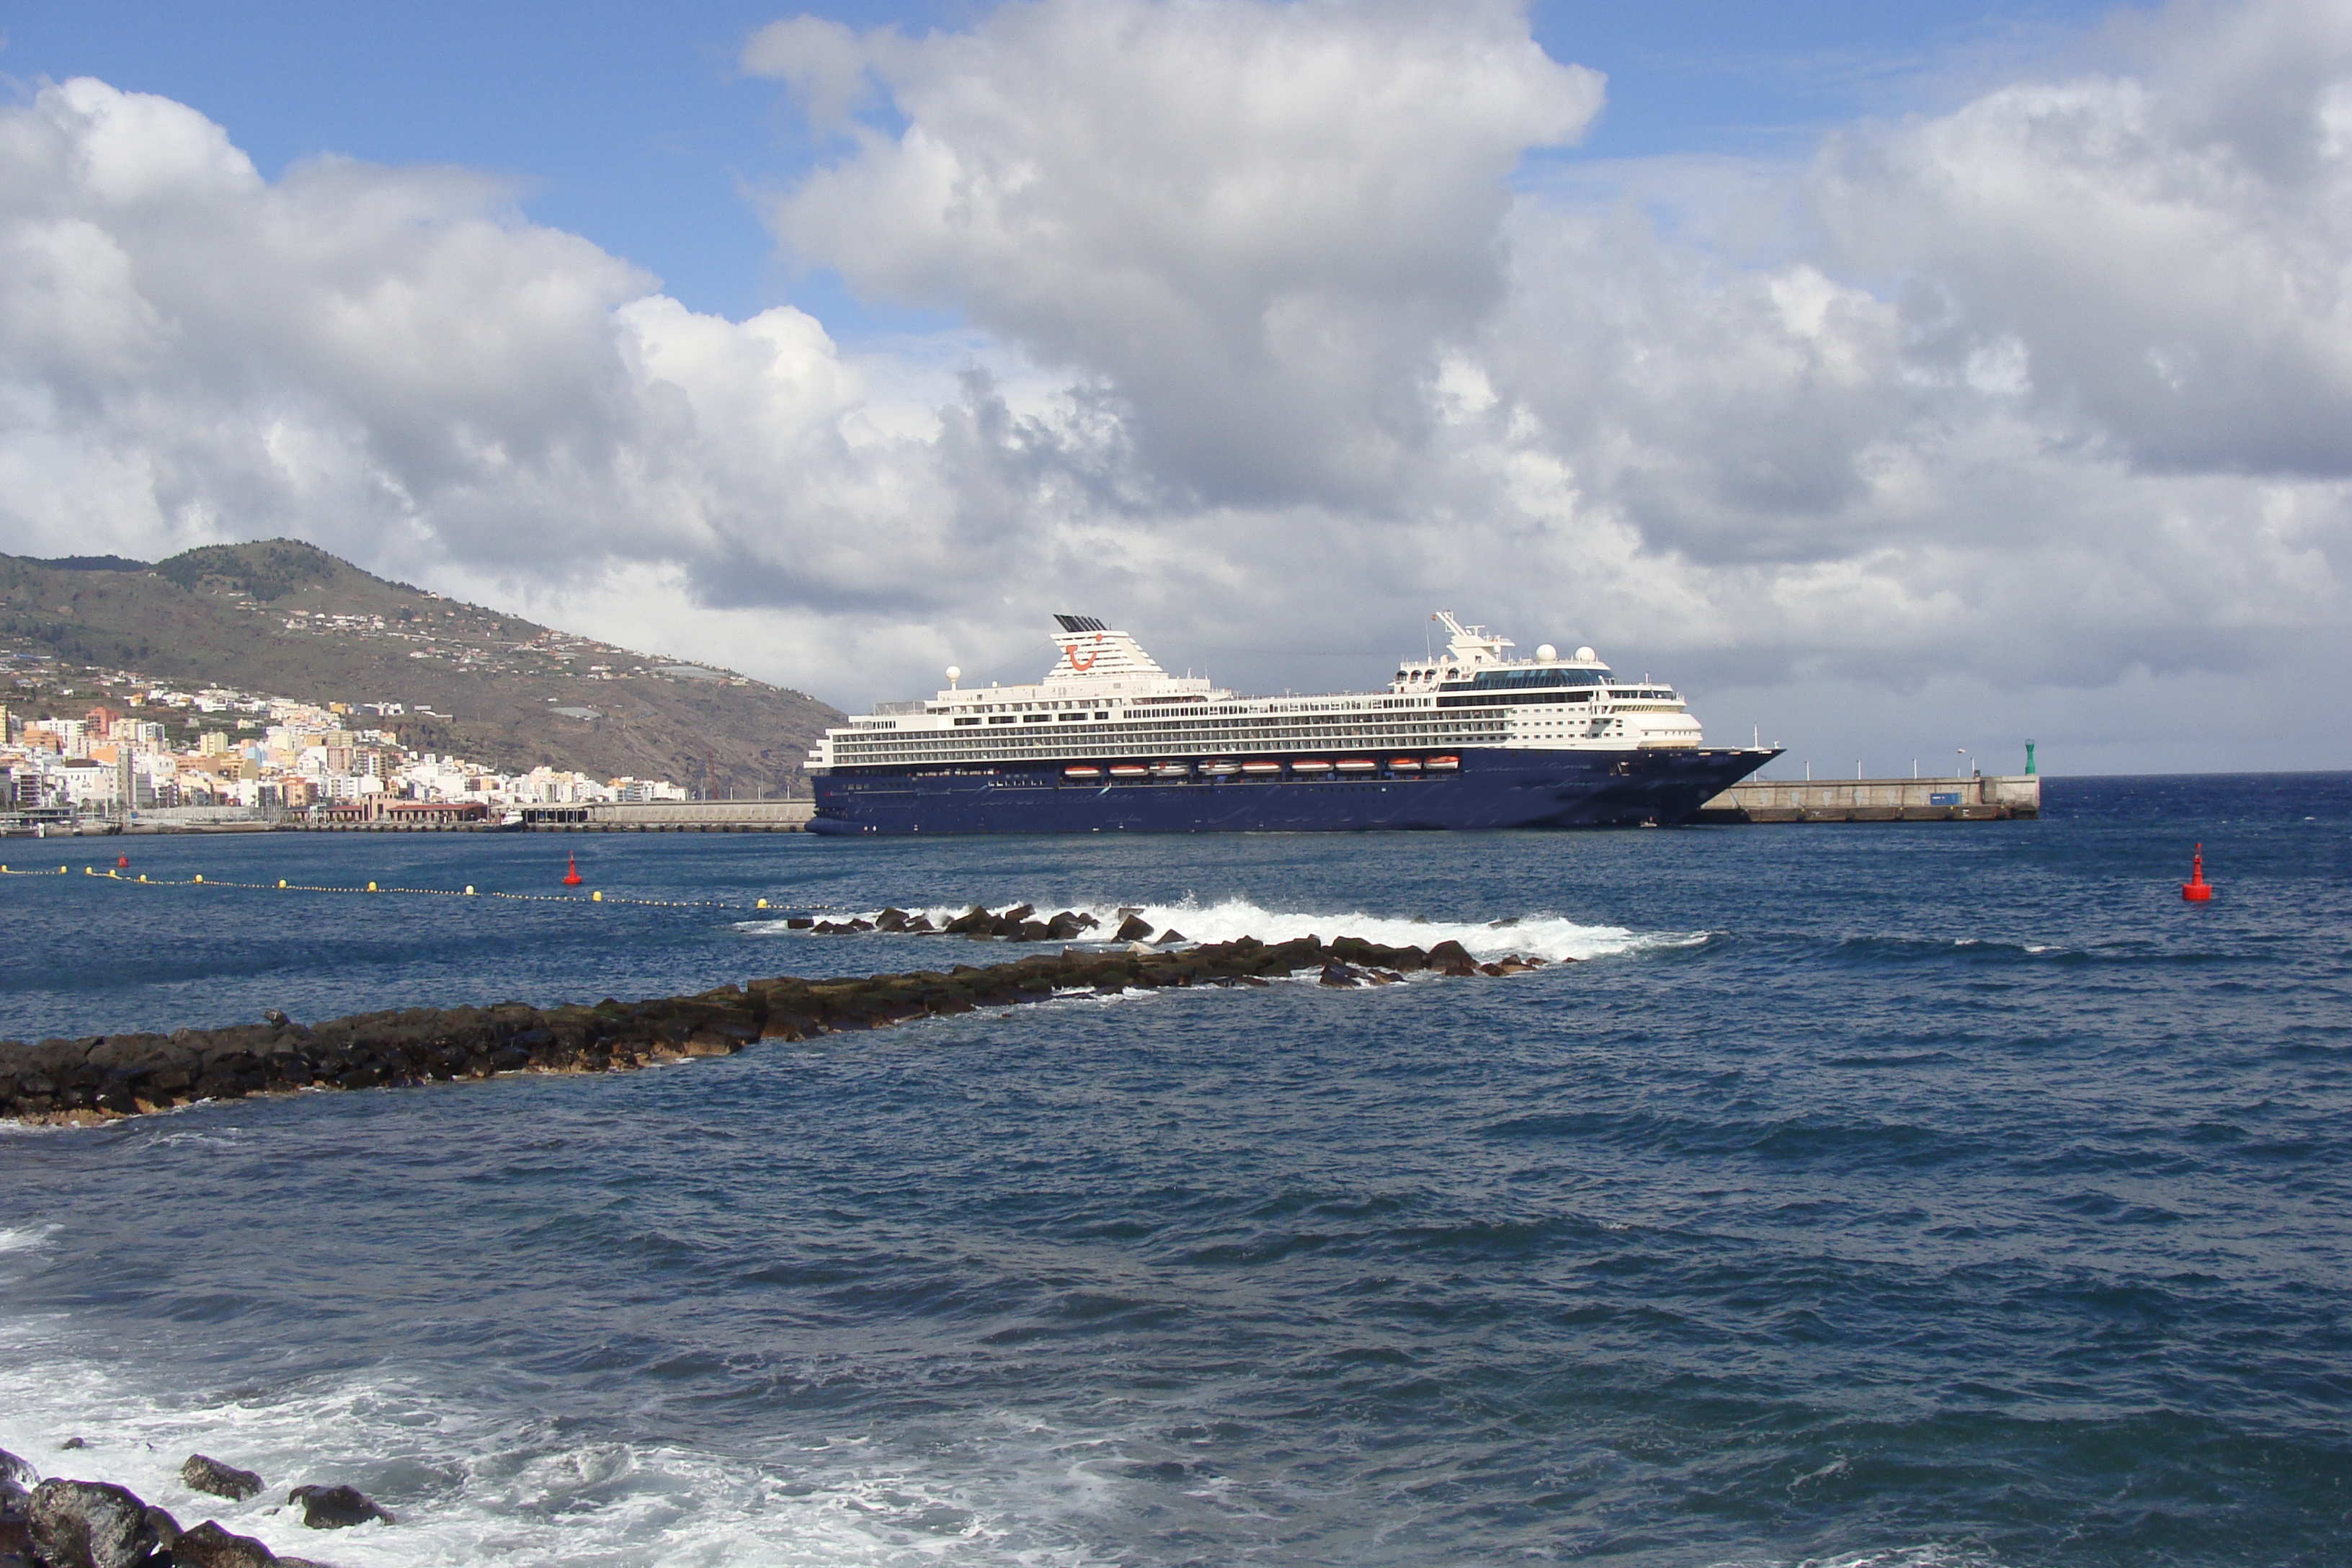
(808, 747, 1776, 835)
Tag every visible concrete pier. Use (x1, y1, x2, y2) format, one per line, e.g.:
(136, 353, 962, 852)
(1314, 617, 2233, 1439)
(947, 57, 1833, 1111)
(119, 783, 2044, 834)
(519, 800, 814, 832)
(1697, 774, 2039, 824)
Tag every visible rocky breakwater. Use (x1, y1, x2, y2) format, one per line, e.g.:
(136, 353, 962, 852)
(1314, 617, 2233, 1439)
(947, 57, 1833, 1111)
(1, 1443, 373, 1567)
(0, 928, 1551, 1128)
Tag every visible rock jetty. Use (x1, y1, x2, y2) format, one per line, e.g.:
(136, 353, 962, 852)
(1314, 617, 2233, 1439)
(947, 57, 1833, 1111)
(0, 912, 1552, 1128)
(0, 1444, 365, 1567)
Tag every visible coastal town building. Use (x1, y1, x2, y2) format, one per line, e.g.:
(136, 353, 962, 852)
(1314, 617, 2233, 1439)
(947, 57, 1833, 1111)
(0, 666, 692, 822)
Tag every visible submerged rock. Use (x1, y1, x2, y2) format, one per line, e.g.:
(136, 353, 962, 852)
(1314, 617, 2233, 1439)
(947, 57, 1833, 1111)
(142, 1504, 182, 1556)
(1425, 939, 1478, 976)
(288, 1484, 392, 1529)
(181, 1455, 264, 1503)
(26, 1478, 162, 1568)
(170, 1520, 282, 1568)
(0, 1450, 30, 1567)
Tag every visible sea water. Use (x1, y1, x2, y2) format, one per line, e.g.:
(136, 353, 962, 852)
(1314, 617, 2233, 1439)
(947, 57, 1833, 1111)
(1, 773, 2346, 1567)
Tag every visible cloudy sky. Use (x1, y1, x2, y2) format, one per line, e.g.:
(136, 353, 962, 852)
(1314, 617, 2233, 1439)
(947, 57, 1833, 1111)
(3, 0, 2348, 775)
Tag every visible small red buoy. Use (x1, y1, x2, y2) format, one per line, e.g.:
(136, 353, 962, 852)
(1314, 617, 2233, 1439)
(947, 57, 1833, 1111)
(115, 854, 129, 869)
(2181, 843, 2213, 902)
(562, 852, 584, 888)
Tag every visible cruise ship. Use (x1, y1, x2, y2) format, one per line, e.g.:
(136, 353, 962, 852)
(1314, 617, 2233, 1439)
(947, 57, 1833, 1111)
(805, 612, 1778, 835)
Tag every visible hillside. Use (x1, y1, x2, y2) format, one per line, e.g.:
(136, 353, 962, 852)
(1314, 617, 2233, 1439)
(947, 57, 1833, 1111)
(0, 541, 841, 797)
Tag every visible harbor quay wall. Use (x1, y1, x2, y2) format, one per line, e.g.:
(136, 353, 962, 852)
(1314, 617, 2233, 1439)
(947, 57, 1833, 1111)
(530, 800, 814, 831)
(285, 800, 817, 832)
(40, 780, 2040, 835)
(1698, 773, 2040, 823)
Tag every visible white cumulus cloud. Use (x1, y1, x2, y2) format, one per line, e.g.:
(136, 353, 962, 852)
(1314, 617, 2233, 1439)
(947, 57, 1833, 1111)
(0, 1, 2348, 771)
(751, 0, 1604, 505)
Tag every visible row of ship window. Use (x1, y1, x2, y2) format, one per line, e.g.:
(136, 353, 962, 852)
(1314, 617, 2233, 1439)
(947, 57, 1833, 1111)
(840, 721, 1501, 746)
(908, 694, 1667, 726)
(837, 734, 1504, 753)
(835, 723, 1500, 749)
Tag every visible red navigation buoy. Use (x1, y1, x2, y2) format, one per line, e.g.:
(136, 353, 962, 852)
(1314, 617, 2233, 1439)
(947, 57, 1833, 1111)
(115, 854, 129, 869)
(2181, 843, 2213, 902)
(562, 852, 584, 888)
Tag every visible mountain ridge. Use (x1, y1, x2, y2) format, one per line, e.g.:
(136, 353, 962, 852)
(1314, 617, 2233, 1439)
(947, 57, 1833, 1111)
(0, 540, 840, 797)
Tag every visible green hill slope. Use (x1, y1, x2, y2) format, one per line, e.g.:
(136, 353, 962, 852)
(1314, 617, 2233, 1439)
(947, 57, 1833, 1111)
(0, 540, 840, 798)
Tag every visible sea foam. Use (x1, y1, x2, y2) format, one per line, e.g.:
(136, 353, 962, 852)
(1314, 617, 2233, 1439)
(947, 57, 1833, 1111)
(0, 1345, 1115, 1567)
(742, 895, 1703, 966)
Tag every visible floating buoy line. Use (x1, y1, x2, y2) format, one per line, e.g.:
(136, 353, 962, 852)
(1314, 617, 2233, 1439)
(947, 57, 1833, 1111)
(0, 860, 780, 912)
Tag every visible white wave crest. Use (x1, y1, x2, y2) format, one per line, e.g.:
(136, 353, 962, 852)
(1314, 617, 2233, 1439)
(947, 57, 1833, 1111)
(0, 1224, 58, 1255)
(743, 895, 1702, 965)
(0, 1348, 1115, 1567)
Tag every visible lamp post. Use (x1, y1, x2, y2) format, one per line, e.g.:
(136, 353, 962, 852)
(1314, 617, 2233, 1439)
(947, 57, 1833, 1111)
(1956, 748, 1969, 780)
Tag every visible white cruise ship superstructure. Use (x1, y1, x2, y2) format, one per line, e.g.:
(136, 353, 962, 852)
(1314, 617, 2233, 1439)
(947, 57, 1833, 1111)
(806, 612, 1776, 834)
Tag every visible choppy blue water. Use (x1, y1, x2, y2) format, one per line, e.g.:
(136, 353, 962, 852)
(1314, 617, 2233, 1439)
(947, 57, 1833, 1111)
(2, 774, 2348, 1567)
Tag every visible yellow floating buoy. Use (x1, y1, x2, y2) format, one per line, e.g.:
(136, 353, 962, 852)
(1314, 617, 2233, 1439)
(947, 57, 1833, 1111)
(591, 890, 603, 902)
(367, 881, 378, 892)
(279, 879, 288, 888)
(465, 885, 476, 896)
(138, 873, 148, 883)
(194, 874, 203, 883)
